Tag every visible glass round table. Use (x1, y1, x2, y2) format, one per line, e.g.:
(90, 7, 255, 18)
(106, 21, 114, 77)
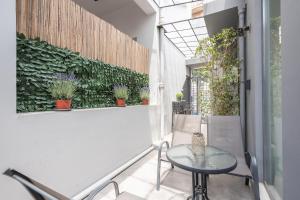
(166, 144, 237, 200)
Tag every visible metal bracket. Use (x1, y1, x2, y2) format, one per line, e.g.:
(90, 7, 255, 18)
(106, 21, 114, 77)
(237, 25, 250, 36)
(245, 79, 251, 90)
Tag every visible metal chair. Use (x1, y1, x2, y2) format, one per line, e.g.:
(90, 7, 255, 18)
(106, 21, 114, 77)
(156, 114, 202, 190)
(207, 116, 260, 200)
(86, 180, 143, 200)
(3, 169, 143, 200)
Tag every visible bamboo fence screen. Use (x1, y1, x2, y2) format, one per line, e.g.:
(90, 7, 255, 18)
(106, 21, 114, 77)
(16, 0, 150, 74)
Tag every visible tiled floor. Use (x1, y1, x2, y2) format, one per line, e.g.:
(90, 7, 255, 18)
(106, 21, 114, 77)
(93, 150, 255, 200)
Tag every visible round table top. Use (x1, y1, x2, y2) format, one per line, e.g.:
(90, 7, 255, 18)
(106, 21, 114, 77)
(166, 144, 237, 174)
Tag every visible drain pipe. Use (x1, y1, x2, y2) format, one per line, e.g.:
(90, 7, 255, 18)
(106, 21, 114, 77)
(238, 5, 247, 149)
(158, 26, 165, 140)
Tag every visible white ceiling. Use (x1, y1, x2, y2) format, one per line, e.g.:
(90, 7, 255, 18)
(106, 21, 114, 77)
(72, 0, 134, 17)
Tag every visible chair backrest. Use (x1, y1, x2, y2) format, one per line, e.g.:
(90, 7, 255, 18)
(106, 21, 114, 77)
(172, 114, 201, 146)
(207, 116, 245, 158)
(3, 169, 70, 200)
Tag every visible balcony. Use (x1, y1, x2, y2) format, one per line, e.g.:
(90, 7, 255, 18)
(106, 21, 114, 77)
(91, 150, 255, 200)
(1, 0, 293, 200)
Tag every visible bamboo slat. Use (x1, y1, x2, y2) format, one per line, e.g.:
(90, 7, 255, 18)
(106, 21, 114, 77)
(16, 0, 150, 74)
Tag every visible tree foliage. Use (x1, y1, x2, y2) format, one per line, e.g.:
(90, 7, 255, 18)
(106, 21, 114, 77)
(194, 28, 240, 115)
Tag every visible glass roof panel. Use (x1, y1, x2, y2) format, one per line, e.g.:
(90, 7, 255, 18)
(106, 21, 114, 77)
(161, 16, 206, 59)
(197, 34, 209, 40)
(170, 38, 184, 43)
(189, 46, 198, 51)
(190, 18, 206, 28)
(185, 54, 194, 58)
(159, 0, 174, 7)
(186, 41, 199, 47)
(185, 52, 194, 56)
(194, 27, 207, 35)
(175, 43, 187, 48)
(178, 29, 194, 37)
(173, 21, 191, 30)
(183, 35, 198, 42)
(165, 32, 180, 38)
(179, 47, 191, 52)
(163, 24, 176, 32)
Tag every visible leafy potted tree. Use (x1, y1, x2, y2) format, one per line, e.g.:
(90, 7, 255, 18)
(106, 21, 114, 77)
(50, 73, 76, 110)
(140, 87, 150, 105)
(176, 92, 183, 101)
(113, 85, 128, 107)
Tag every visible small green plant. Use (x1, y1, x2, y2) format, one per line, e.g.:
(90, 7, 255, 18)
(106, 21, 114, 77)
(176, 92, 183, 101)
(49, 73, 76, 100)
(113, 85, 128, 100)
(140, 87, 150, 100)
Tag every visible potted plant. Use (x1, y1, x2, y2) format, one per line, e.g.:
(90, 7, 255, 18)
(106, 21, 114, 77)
(176, 92, 183, 101)
(140, 87, 150, 105)
(113, 85, 128, 107)
(49, 73, 76, 110)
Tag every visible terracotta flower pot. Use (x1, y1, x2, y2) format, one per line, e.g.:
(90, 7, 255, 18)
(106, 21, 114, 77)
(55, 100, 72, 110)
(142, 99, 149, 105)
(116, 98, 126, 107)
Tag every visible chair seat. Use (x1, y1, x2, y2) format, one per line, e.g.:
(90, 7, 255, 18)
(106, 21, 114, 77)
(116, 192, 144, 200)
(228, 157, 252, 178)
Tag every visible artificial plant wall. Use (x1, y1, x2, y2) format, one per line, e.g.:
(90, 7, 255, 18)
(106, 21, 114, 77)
(17, 33, 149, 113)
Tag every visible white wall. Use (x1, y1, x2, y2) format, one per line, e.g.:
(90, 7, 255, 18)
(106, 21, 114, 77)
(100, 2, 187, 138)
(245, 0, 264, 180)
(0, 0, 157, 199)
(0, 106, 155, 200)
(101, 1, 157, 50)
(281, 0, 300, 199)
(162, 37, 188, 135)
(99, 2, 162, 142)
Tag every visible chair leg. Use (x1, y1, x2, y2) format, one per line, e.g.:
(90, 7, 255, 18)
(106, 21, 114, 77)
(156, 141, 170, 191)
(245, 178, 250, 186)
(157, 156, 161, 191)
(253, 179, 260, 200)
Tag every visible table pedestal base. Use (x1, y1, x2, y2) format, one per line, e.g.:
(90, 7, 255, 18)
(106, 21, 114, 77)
(187, 173, 209, 200)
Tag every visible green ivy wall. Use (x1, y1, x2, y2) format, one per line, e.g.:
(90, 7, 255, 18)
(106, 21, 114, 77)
(17, 34, 149, 113)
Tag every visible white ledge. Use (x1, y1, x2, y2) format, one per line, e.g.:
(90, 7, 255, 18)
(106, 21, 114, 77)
(17, 104, 158, 118)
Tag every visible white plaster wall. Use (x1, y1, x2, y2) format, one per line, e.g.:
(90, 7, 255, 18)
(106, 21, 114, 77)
(281, 0, 300, 198)
(0, 106, 155, 200)
(245, 0, 264, 180)
(100, 2, 187, 138)
(101, 2, 157, 50)
(0, 1, 156, 199)
(99, 3, 161, 142)
(163, 37, 187, 135)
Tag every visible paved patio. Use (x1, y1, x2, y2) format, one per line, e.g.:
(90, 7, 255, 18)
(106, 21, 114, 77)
(93, 150, 255, 200)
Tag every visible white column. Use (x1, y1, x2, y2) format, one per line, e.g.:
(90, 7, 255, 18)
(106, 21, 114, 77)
(238, 5, 246, 148)
(159, 27, 165, 139)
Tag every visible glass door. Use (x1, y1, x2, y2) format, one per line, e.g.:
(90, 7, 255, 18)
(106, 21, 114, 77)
(263, 0, 282, 199)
